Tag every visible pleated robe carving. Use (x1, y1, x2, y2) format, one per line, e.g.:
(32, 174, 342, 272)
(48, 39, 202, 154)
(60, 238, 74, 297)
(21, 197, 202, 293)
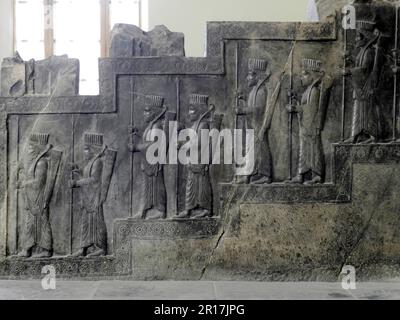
(22, 155, 52, 251)
(185, 120, 212, 213)
(79, 157, 107, 251)
(138, 120, 167, 215)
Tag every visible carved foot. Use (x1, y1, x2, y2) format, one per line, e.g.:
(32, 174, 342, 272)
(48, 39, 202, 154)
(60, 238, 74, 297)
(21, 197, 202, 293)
(251, 176, 272, 185)
(304, 175, 323, 185)
(86, 249, 106, 258)
(70, 248, 86, 258)
(14, 249, 32, 258)
(359, 137, 376, 144)
(191, 209, 211, 219)
(146, 209, 165, 220)
(285, 175, 303, 184)
(233, 176, 250, 185)
(131, 212, 145, 220)
(174, 211, 191, 219)
(32, 250, 52, 259)
(342, 137, 356, 144)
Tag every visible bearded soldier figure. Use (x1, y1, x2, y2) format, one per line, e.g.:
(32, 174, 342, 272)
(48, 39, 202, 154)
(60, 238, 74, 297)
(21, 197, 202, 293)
(176, 94, 214, 219)
(287, 59, 329, 185)
(235, 58, 273, 185)
(17, 133, 54, 258)
(128, 95, 167, 220)
(70, 133, 109, 257)
(345, 19, 384, 144)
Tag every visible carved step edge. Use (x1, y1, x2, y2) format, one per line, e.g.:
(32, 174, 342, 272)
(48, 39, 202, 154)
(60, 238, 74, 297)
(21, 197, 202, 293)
(220, 143, 400, 207)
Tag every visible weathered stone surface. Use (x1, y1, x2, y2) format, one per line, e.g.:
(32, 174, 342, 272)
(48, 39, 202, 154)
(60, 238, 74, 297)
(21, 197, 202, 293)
(110, 24, 185, 58)
(34, 55, 79, 96)
(0, 54, 79, 97)
(0, 0, 400, 281)
(314, 0, 398, 20)
(0, 52, 26, 97)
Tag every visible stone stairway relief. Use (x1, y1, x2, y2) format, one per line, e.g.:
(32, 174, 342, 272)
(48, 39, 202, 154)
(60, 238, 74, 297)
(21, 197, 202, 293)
(1, 0, 400, 280)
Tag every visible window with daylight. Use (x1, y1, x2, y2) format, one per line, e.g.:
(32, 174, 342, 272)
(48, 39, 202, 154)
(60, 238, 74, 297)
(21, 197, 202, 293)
(14, 0, 143, 95)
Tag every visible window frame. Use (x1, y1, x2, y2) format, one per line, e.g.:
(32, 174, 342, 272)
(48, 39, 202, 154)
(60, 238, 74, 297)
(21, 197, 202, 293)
(12, 0, 143, 59)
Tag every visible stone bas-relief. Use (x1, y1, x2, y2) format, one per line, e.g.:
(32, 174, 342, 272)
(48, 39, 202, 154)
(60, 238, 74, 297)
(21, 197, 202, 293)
(15, 133, 62, 258)
(128, 95, 171, 220)
(110, 24, 185, 58)
(286, 59, 332, 185)
(176, 94, 222, 219)
(0, 54, 79, 97)
(69, 133, 117, 257)
(2, 0, 400, 280)
(234, 58, 274, 185)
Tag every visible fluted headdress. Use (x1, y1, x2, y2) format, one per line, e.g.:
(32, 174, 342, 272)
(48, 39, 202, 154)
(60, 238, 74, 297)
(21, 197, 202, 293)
(248, 58, 267, 72)
(189, 94, 209, 105)
(29, 133, 49, 146)
(356, 20, 376, 32)
(84, 132, 104, 147)
(145, 95, 164, 108)
(303, 59, 322, 72)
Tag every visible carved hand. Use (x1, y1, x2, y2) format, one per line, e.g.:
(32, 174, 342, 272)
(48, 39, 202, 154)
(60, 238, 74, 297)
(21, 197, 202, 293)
(258, 127, 268, 141)
(235, 90, 244, 100)
(235, 106, 245, 115)
(16, 180, 24, 190)
(69, 163, 79, 171)
(128, 143, 138, 153)
(128, 125, 139, 135)
(286, 104, 297, 113)
(68, 179, 77, 189)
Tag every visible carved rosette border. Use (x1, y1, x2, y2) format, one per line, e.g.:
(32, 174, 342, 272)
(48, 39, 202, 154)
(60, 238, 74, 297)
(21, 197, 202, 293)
(114, 218, 221, 242)
(113, 220, 132, 275)
(0, 256, 117, 279)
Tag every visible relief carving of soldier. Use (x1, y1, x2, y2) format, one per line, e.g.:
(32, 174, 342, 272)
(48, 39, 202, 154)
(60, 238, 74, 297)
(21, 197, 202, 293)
(286, 59, 331, 185)
(234, 58, 273, 185)
(344, 19, 384, 144)
(176, 94, 215, 219)
(16, 133, 60, 258)
(128, 95, 168, 220)
(69, 133, 116, 257)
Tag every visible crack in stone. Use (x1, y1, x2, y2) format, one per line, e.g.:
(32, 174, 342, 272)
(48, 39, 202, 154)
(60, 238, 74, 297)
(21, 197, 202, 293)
(336, 181, 392, 278)
(199, 182, 254, 280)
(199, 228, 226, 280)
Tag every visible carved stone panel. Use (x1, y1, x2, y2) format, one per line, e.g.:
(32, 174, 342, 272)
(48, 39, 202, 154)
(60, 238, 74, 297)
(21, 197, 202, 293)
(1, 1, 400, 280)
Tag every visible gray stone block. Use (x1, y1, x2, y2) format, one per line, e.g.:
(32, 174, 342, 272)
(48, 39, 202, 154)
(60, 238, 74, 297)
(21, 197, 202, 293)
(110, 24, 185, 57)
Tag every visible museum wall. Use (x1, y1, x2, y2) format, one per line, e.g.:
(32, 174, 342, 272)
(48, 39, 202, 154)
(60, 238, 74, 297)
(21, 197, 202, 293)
(148, 0, 309, 57)
(0, 0, 309, 64)
(0, 0, 13, 76)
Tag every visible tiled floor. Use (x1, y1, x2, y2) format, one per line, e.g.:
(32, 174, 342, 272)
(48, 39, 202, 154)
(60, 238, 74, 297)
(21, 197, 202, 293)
(0, 280, 400, 300)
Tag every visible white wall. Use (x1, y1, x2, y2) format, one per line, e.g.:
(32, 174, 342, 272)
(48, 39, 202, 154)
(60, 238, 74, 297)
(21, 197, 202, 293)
(0, 0, 309, 62)
(0, 0, 14, 67)
(148, 0, 309, 57)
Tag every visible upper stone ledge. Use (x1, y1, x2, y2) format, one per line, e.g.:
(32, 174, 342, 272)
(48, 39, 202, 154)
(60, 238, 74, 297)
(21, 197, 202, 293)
(314, 0, 397, 21)
(206, 18, 337, 57)
(0, 53, 79, 98)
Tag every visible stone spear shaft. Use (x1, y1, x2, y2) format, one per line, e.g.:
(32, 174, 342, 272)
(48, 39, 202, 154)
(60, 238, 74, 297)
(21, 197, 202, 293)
(175, 78, 180, 215)
(69, 114, 75, 255)
(393, 3, 399, 141)
(341, 16, 347, 142)
(130, 79, 134, 217)
(288, 45, 294, 181)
